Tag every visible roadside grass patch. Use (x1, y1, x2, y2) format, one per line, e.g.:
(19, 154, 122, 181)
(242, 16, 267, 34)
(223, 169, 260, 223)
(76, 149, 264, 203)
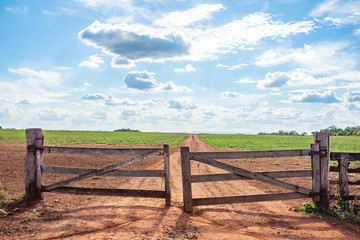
(0, 129, 188, 147)
(198, 134, 360, 152)
(297, 194, 360, 225)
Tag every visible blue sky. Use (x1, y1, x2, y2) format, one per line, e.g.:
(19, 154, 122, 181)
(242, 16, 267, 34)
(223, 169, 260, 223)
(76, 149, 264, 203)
(1, 0, 360, 134)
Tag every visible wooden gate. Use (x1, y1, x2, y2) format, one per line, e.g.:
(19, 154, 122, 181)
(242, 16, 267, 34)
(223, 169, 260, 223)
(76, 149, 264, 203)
(25, 128, 171, 206)
(181, 133, 329, 212)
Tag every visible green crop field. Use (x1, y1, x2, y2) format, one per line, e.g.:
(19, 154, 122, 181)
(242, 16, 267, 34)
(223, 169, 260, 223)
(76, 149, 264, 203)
(198, 134, 360, 152)
(0, 129, 188, 147)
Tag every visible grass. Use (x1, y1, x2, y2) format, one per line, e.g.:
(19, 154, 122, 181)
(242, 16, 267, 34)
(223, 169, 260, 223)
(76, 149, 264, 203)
(198, 134, 360, 152)
(0, 129, 189, 147)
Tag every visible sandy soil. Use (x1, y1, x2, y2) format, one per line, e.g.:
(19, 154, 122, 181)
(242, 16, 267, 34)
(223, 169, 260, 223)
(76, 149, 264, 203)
(0, 134, 359, 239)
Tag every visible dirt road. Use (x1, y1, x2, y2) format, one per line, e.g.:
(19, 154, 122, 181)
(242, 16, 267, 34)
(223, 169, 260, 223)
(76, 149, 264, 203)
(1, 134, 359, 239)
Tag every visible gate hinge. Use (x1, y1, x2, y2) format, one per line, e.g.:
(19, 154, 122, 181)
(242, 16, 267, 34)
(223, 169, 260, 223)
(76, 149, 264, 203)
(27, 144, 44, 153)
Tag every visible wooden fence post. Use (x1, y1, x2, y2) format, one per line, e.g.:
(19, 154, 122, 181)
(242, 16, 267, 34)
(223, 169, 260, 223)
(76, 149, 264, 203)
(181, 146, 193, 213)
(25, 128, 44, 200)
(315, 132, 330, 207)
(339, 153, 349, 198)
(311, 143, 320, 204)
(163, 144, 171, 206)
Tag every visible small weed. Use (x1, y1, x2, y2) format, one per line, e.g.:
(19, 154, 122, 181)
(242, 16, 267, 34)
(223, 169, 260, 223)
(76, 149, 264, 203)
(293, 162, 301, 165)
(297, 194, 360, 224)
(329, 161, 338, 167)
(350, 161, 360, 167)
(269, 162, 280, 166)
(0, 183, 11, 206)
(348, 173, 356, 178)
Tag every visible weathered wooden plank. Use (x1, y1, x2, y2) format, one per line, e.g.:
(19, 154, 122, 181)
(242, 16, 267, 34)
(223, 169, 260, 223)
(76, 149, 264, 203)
(315, 132, 330, 207)
(330, 152, 360, 161)
(191, 170, 312, 183)
(190, 149, 311, 160)
(181, 146, 193, 213)
(163, 144, 171, 206)
(43, 146, 163, 156)
(330, 180, 360, 185)
(46, 186, 165, 198)
(41, 166, 164, 177)
(193, 192, 309, 206)
(311, 143, 321, 204)
(192, 156, 312, 195)
(25, 128, 44, 200)
(42, 149, 163, 191)
(330, 166, 360, 173)
(339, 153, 349, 197)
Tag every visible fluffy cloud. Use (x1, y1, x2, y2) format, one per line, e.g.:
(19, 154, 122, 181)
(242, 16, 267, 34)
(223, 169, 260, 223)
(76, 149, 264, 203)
(344, 91, 360, 102)
(18, 99, 31, 104)
(81, 93, 107, 100)
(221, 92, 242, 97)
(168, 98, 197, 109)
(90, 111, 107, 120)
(255, 42, 356, 74)
(257, 72, 290, 90)
(79, 21, 190, 63)
(290, 90, 341, 103)
(78, 6, 314, 67)
(174, 64, 196, 72)
(310, 0, 360, 25)
(79, 54, 104, 68)
(216, 63, 248, 70)
(154, 4, 225, 27)
(74, 0, 131, 9)
(123, 71, 192, 92)
(105, 96, 137, 106)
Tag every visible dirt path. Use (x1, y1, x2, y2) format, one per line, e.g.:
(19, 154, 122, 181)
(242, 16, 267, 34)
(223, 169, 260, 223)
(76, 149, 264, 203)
(1, 135, 360, 239)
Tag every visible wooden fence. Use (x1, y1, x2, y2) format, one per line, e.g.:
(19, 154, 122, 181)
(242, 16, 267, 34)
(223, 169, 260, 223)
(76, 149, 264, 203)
(25, 128, 171, 206)
(329, 152, 360, 200)
(181, 133, 329, 212)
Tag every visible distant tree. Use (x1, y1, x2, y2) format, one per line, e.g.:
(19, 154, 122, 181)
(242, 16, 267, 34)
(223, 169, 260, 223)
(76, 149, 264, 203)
(0, 126, 2, 129)
(114, 128, 140, 132)
(320, 126, 360, 136)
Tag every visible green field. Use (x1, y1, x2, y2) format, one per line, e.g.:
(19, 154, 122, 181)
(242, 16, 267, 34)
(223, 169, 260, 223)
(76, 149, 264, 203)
(198, 134, 360, 152)
(0, 129, 188, 147)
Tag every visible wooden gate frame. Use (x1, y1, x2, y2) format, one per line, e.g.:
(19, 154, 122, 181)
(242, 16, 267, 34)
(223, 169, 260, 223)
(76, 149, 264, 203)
(181, 133, 329, 213)
(25, 128, 171, 206)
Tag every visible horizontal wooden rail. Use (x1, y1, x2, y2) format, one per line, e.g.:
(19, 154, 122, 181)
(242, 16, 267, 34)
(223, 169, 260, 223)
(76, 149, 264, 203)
(42, 166, 164, 177)
(191, 170, 312, 183)
(329, 166, 360, 173)
(44, 186, 165, 198)
(192, 192, 310, 206)
(330, 180, 360, 185)
(43, 146, 163, 156)
(190, 149, 311, 160)
(330, 152, 360, 161)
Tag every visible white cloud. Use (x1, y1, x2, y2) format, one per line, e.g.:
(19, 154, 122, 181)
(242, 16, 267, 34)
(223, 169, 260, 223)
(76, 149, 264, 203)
(2, 67, 67, 103)
(105, 96, 138, 106)
(234, 78, 256, 84)
(221, 92, 242, 97)
(154, 4, 225, 27)
(168, 98, 197, 109)
(174, 64, 196, 72)
(310, 0, 360, 25)
(79, 10, 314, 67)
(5, 6, 28, 15)
(123, 71, 192, 92)
(216, 63, 248, 70)
(90, 111, 107, 120)
(81, 93, 107, 100)
(18, 99, 31, 105)
(83, 82, 92, 87)
(343, 91, 360, 102)
(79, 54, 104, 68)
(290, 90, 341, 103)
(255, 42, 356, 74)
(257, 72, 291, 90)
(74, 0, 131, 9)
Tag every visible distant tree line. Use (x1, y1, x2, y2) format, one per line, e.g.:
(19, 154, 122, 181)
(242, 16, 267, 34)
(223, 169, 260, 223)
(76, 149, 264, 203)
(114, 128, 140, 132)
(318, 125, 360, 136)
(258, 130, 308, 136)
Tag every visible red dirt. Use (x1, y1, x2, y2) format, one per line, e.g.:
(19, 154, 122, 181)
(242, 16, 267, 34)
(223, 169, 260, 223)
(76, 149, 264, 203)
(0, 134, 359, 239)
